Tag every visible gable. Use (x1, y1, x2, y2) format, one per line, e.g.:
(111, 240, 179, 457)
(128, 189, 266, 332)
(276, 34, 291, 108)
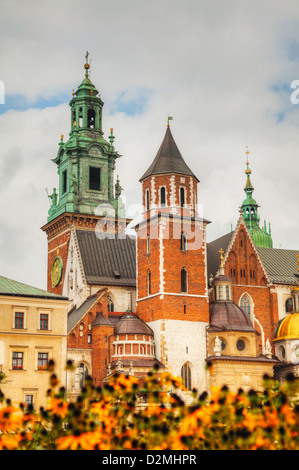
(207, 215, 269, 285)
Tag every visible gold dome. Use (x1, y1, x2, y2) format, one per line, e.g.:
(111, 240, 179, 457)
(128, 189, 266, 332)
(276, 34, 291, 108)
(276, 312, 299, 340)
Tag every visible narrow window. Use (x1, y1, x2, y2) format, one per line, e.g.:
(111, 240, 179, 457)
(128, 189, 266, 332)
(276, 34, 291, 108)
(145, 189, 150, 211)
(226, 285, 230, 300)
(75, 363, 88, 390)
(240, 295, 251, 317)
(147, 234, 150, 254)
(160, 187, 166, 207)
(180, 187, 185, 207)
(219, 285, 223, 300)
(78, 107, 83, 127)
(183, 304, 187, 314)
(181, 363, 191, 391)
(285, 298, 293, 313)
(180, 232, 187, 251)
(72, 110, 76, 126)
(89, 167, 101, 191)
(87, 109, 95, 128)
(108, 298, 114, 312)
(147, 270, 151, 296)
(62, 169, 67, 194)
(88, 334, 92, 344)
(181, 268, 188, 293)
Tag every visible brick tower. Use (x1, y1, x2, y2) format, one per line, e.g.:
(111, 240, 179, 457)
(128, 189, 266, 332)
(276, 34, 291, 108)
(41, 53, 128, 296)
(135, 122, 210, 392)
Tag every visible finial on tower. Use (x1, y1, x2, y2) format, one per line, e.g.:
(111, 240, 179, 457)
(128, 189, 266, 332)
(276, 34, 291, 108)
(219, 248, 224, 268)
(84, 51, 90, 78)
(245, 146, 251, 175)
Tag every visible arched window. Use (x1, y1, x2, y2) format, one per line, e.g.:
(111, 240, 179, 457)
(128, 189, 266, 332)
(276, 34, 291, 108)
(75, 363, 88, 390)
(147, 270, 151, 296)
(87, 109, 95, 128)
(285, 298, 293, 313)
(226, 285, 230, 300)
(180, 232, 187, 251)
(218, 285, 223, 300)
(180, 187, 185, 208)
(181, 268, 188, 293)
(181, 363, 191, 391)
(78, 107, 83, 127)
(160, 187, 166, 207)
(108, 297, 114, 312)
(240, 295, 251, 318)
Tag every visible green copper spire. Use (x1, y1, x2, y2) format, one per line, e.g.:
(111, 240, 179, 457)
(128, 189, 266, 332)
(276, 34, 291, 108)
(47, 53, 125, 222)
(241, 147, 273, 248)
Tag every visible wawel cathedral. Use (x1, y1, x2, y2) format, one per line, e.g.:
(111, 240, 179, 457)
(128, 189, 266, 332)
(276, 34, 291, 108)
(38, 55, 299, 401)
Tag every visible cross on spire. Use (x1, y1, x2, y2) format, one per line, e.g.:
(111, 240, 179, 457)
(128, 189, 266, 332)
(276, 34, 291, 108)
(219, 248, 224, 268)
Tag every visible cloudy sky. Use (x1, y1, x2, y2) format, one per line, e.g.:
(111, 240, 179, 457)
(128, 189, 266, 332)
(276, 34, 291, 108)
(1, 0, 299, 290)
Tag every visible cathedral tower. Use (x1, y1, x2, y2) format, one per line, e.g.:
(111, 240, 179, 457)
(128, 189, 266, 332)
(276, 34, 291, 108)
(42, 54, 127, 295)
(135, 122, 210, 392)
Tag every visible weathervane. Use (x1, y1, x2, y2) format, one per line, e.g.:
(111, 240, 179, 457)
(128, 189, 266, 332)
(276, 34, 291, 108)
(167, 116, 173, 127)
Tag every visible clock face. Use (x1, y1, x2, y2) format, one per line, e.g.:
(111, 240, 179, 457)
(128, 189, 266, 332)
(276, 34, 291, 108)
(51, 256, 63, 287)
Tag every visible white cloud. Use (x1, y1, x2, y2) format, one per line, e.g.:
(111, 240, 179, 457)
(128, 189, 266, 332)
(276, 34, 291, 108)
(0, 0, 299, 289)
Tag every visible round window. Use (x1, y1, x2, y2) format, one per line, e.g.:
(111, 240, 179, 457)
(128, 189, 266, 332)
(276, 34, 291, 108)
(236, 339, 245, 351)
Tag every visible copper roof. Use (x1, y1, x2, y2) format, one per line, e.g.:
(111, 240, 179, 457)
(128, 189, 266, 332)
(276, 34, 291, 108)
(114, 312, 154, 336)
(209, 301, 256, 332)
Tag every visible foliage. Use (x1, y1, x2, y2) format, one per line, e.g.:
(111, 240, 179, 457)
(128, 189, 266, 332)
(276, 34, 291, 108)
(0, 360, 298, 450)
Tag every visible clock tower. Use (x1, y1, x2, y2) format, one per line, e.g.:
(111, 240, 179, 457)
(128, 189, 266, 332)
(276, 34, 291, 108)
(42, 53, 127, 295)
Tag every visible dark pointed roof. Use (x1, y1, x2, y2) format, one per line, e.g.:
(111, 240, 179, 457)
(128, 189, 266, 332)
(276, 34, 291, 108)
(140, 126, 199, 182)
